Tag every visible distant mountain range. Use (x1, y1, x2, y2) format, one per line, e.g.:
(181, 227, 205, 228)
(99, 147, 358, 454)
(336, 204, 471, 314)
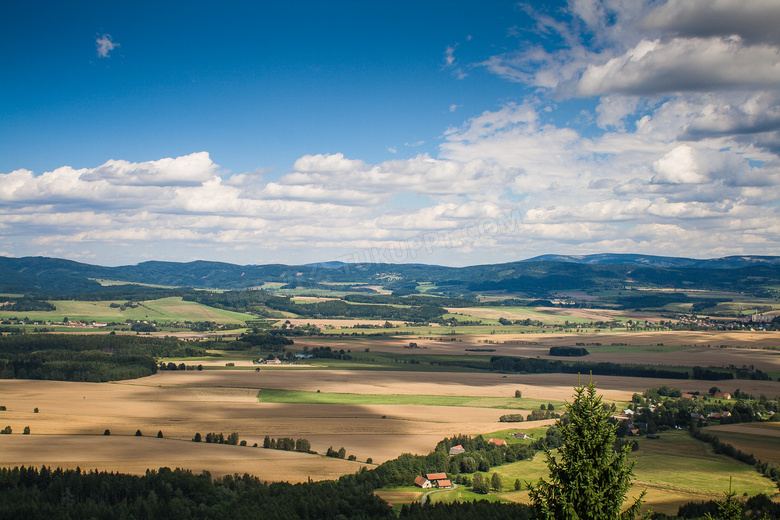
(1, 254, 779, 297)
(523, 254, 780, 269)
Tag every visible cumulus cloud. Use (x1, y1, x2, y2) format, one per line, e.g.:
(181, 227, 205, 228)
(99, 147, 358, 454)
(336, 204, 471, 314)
(640, 0, 780, 44)
(96, 34, 119, 58)
(82, 152, 217, 186)
(573, 37, 780, 96)
(5, 0, 780, 264)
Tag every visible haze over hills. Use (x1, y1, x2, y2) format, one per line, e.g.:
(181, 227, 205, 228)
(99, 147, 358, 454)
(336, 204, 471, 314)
(1, 254, 779, 297)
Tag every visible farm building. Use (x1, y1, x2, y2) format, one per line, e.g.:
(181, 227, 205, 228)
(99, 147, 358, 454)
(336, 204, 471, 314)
(413, 476, 432, 488)
(713, 392, 732, 400)
(488, 438, 507, 446)
(426, 472, 449, 487)
(448, 445, 465, 455)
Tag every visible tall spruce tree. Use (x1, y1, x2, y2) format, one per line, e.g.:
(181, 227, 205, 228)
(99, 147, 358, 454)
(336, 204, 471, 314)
(528, 380, 644, 519)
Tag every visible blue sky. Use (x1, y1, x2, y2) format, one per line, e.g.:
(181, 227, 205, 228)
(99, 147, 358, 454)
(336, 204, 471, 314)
(1, 0, 779, 266)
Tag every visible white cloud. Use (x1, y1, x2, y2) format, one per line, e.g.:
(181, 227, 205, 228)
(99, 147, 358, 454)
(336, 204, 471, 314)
(6, 0, 780, 264)
(83, 151, 217, 186)
(573, 37, 780, 96)
(96, 34, 119, 58)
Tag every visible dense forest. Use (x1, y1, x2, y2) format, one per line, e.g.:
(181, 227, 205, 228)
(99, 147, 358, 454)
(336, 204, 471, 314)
(263, 297, 447, 323)
(0, 334, 205, 382)
(0, 466, 394, 520)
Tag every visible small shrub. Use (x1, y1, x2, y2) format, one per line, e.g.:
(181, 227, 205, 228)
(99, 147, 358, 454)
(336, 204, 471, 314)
(253, 442, 258, 447)
(514, 390, 522, 398)
(1, 426, 11, 434)
(135, 429, 143, 436)
(23, 426, 30, 435)
(33, 408, 39, 413)
(240, 440, 247, 446)
(0, 406, 6, 411)
(366, 457, 373, 464)
(157, 430, 163, 438)
(193, 432, 202, 442)
(104, 429, 111, 436)
(348, 454, 356, 461)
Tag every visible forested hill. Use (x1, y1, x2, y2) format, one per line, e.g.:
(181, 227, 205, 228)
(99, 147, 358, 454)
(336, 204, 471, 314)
(0, 254, 779, 297)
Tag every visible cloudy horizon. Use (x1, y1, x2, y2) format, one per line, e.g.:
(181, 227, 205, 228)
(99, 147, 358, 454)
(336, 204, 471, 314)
(1, 0, 778, 267)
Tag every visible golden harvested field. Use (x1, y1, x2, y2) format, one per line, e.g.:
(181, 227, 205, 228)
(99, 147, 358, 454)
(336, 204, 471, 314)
(0, 372, 559, 479)
(0, 435, 364, 482)
(2, 367, 779, 486)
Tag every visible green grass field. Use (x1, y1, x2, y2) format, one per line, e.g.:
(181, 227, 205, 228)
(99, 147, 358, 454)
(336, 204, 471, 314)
(379, 429, 777, 511)
(256, 388, 565, 410)
(629, 431, 775, 496)
(0, 297, 257, 324)
(428, 487, 505, 504)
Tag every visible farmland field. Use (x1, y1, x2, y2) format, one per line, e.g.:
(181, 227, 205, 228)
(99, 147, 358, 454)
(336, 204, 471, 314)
(2, 294, 780, 513)
(0, 297, 256, 324)
(257, 388, 563, 410)
(706, 422, 780, 465)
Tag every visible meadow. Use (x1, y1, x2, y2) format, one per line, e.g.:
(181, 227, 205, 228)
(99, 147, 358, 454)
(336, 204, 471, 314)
(257, 388, 563, 410)
(0, 296, 256, 325)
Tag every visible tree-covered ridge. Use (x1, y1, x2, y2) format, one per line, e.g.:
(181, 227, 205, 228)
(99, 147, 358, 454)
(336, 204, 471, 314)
(0, 334, 205, 382)
(3, 255, 779, 297)
(0, 466, 394, 520)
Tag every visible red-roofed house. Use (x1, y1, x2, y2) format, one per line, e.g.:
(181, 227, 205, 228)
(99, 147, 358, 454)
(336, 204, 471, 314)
(714, 392, 732, 400)
(436, 479, 452, 489)
(414, 476, 432, 488)
(426, 472, 447, 482)
(488, 438, 507, 446)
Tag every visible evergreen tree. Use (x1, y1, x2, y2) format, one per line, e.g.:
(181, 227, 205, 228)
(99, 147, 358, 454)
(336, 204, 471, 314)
(528, 381, 644, 519)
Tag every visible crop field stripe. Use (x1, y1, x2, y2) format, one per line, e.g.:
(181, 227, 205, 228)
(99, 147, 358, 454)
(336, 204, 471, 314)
(256, 389, 563, 409)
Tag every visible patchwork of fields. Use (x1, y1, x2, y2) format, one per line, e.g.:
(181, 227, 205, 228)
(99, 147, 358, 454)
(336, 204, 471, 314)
(2, 289, 780, 514)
